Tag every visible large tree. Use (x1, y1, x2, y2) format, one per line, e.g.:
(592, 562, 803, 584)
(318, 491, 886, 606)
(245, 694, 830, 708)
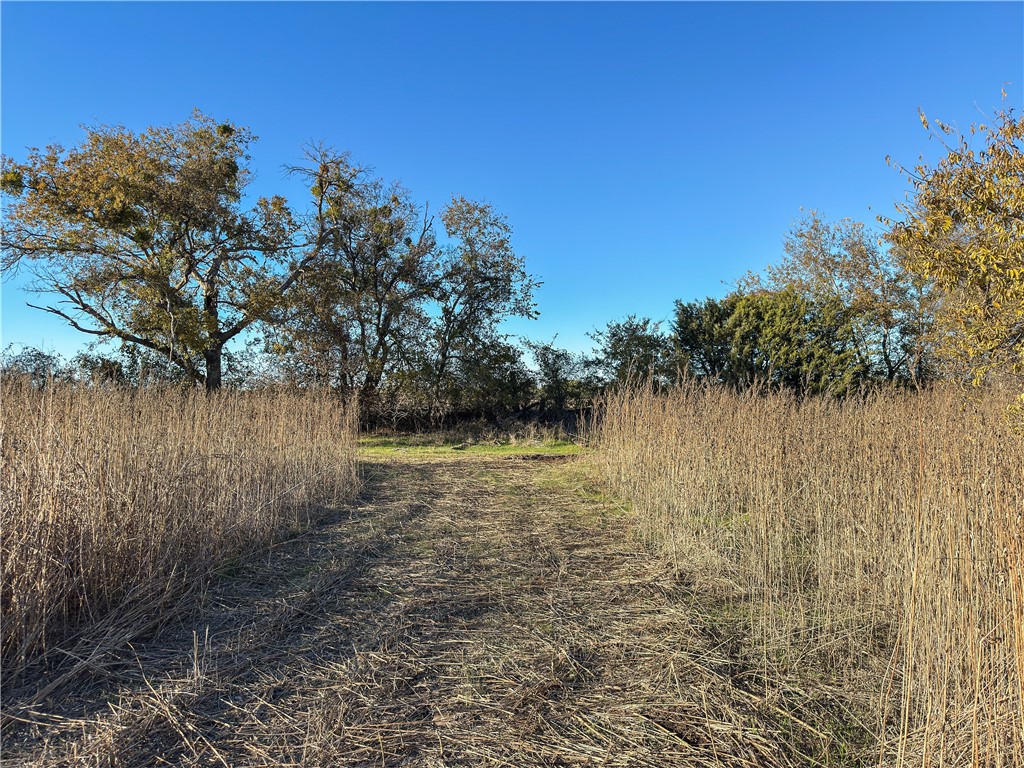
(727, 287, 865, 395)
(745, 212, 937, 384)
(421, 197, 538, 412)
(885, 105, 1024, 389)
(588, 316, 674, 387)
(267, 154, 538, 414)
(671, 295, 741, 384)
(1, 112, 324, 390)
(269, 148, 437, 405)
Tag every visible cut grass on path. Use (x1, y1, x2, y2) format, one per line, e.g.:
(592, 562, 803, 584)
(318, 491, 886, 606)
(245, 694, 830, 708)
(5, 444, 850, 767)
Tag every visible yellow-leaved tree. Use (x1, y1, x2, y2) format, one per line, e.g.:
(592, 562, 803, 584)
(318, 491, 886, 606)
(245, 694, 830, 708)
(885, 103, 1024, 403)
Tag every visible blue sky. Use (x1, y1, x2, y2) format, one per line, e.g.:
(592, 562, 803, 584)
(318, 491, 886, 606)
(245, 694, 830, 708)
(2, 1, 1022, 357)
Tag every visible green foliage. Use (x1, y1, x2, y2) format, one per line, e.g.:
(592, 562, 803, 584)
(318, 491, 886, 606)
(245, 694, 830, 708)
(746, 212, 937, 384)
(669, 285, 872, 395)
(0, 345, 72, 387)
(672, 295, 741, 384)
(2, 115, 540, 403)
(588, 316, 674, 387)
(524, 338, 591, 412)
(431, 337, 535, 417)
(728, 288, 866, 394)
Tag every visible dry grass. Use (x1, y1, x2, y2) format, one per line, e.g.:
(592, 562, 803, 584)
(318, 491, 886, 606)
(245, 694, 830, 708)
(4, 451, 825, 767)
(587, 383, 1024, 766)
(0, 379, 359, 692)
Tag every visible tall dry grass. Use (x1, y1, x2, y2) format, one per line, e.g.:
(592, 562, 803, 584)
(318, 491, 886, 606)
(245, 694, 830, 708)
(589, 383, 1023, 766)
(1, 379, 359, 684)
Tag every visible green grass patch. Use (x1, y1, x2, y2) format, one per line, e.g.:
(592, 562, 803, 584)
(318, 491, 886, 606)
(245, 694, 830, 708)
(536, 459, 632, 510)
(359, 433, 580, 458)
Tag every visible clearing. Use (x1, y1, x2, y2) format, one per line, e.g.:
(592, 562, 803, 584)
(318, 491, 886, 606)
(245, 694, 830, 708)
(3, 441, 811, 767)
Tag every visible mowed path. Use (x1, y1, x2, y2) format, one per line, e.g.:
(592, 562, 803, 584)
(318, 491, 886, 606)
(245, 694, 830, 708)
(4, 450, 797, 768)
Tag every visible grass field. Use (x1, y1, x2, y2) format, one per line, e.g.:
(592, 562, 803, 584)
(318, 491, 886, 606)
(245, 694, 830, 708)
(588, 383, 1024, 767)
(4, 433, 855, 768)
(1, 380, 360, 690)
(3, 381, 1020, 766)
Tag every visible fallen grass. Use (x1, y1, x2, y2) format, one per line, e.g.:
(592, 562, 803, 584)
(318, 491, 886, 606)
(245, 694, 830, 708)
(6, 421, 912, 767)
(587, 383, 1024, 767)
(0, 379, 360, 692)
(4, 451, 816, 767)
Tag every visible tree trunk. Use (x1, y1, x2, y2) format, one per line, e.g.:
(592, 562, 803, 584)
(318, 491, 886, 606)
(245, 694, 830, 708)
(204, 347, 223, 392)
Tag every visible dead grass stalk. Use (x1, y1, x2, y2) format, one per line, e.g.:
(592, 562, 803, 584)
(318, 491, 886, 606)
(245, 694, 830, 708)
(587, 383, 1023, 766)
(1, 379, 359, 688)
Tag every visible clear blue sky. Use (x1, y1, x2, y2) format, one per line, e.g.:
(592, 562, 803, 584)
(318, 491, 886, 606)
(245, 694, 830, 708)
(2, 1, 1022, 357)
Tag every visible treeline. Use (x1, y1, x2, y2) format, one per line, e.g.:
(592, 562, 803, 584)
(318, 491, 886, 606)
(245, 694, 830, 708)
(0, 212, 943, 421)
(601, 211, 940, 396)
(2, 106, 1021, 421)
(0, 112, 538, 419)
(0, 203, 1003, 425)
(0, 207, 977, 419)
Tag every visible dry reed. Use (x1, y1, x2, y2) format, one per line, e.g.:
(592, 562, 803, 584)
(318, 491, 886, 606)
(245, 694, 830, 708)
(588, 383, 1023, 767)
(1, 379, 359, 686)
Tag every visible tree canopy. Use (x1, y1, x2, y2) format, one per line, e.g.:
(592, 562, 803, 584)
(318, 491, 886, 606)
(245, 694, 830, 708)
(2, 114, 537, 407)
(885, 105, 1024, 392)
(5, 105, 1021, 416)
(264, 148, 538, 416)
(1, 112, 316, 390)
(728, 287, 864, 395)
(587, 316, 674, 387)
(745, 212, 937, 384)
(672, 295, 741, 385)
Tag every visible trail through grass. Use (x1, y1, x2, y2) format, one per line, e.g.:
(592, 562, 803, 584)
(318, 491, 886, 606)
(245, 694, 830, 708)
(4, 441, 843, 767)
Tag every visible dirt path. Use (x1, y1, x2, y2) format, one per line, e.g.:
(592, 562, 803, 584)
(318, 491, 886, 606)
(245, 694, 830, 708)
(3, 453, 801, 767)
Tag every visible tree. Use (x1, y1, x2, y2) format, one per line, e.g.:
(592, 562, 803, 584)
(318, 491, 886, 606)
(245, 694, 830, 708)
(671, 295, 741, 384)
(0, 345, 71, 387)
(1, 112, 322, 391)
(588, 316, 674, 386)
(746, 212, 937, 385)
(268, 149, 437, 406)
(429, 337, 535, 419)
(885, 105, 1024, 389)
(266, 151, 536, 415)
(727, 288, 865, 395)
(68, 350, 130, 386)
(422, 198, 538, 412)
(524, 338, 589, 413)
(268, 156, 538, 416)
